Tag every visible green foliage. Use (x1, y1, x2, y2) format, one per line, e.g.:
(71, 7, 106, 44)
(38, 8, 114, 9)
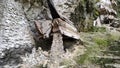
(82, 26, 106, 32)
(93, 38, 109, 47)
(70, 0, 100, 32)
(91, 40, 120, 68)
(89, 27, 106, 32)
(92, 57, 115, 67)
(76, 32, 119, 65)
(76, 46, 95, 64)
(117, 0, 120, 18)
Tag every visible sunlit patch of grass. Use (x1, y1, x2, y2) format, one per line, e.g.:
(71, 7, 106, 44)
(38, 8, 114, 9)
(93, 38, 110, 48)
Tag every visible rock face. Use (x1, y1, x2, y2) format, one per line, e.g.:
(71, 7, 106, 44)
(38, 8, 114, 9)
(0, 0, 100, 67)
(49, 33, 64, 68)
(53, 0, 79, 17)
(0, 0, 119, 68)
(94, 0, 119, 27)
(0, 0, 79, 67)
(0, 0, 34, 67)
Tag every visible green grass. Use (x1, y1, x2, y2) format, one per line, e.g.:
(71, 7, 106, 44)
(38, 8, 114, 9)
(93, 37, 110, 48)
(76, 32, 119, 65)
(91, 27, 106, 32)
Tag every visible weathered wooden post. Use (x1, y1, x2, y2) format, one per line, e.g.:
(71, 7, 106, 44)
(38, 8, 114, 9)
(34, 0, 80, 67)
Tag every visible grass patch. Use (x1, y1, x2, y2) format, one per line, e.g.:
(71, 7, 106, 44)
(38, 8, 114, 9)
(76, 44, 100, 64)
(91, 27, 106, 32)
(93, 38, 110, 48)
(76, 32, 119, 65)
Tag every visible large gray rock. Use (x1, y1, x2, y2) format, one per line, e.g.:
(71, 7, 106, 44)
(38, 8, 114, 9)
(0, 0, 35, 67)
